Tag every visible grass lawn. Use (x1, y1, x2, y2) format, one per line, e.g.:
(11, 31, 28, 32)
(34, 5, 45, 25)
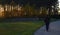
(0, 21, 44, 35)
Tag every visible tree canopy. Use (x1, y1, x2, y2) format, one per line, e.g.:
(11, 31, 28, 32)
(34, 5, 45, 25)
(0, 0, 58, 6)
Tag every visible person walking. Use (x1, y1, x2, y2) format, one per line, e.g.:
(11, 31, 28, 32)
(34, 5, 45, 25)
(44, 15, 50, 32)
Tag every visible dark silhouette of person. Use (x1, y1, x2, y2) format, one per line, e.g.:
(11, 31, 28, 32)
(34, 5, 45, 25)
(44, 15, 50, 32)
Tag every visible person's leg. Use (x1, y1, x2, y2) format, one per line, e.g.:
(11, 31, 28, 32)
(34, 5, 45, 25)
(46, 23, 50, 31)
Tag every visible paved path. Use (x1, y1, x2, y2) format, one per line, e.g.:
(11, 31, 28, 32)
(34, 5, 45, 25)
(34, 20, 60, 35)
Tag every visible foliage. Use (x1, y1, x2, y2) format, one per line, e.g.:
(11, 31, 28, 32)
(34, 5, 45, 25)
(23, 3, 36, 17)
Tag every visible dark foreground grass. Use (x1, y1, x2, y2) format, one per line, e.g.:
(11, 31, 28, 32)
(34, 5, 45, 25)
(0, 21, 44, 35)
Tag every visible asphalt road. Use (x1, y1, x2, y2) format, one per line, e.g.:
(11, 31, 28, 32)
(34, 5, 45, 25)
(34, 20, 60, 35)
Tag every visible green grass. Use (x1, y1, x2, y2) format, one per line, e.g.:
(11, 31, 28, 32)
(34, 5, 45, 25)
(0, 21, 44, 35)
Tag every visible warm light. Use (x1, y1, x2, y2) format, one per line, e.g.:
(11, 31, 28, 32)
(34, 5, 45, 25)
(7, 5, 11, 11)
(58, 9, 60, 14)
(40, 11, 42, 14)
(0, 5, 4, 12)
(18, 7, 22, 11)
(5, 5, 8, 11)
(0, 5, 4, 17)
(0, 8, 4, 12)
(12, 6, 14, 10)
